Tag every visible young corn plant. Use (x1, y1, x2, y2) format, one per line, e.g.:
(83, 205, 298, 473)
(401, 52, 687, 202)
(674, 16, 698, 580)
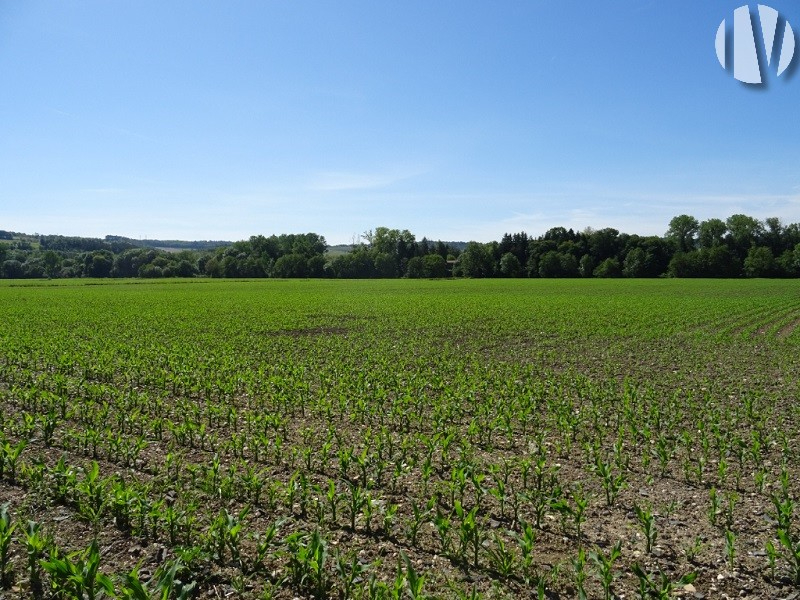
(152, 558, 198, 600)
(434, 507, 453, 558)
(594, 456, 626, 507)
(683, 536, 703, 564)
(772, 493, 794, 534)
(41, 539, 115, 600)
(724, 528, 736, 571)
(589, 540, 621, 600)
(77, 461, 108, 526)
(346, 483, 368, 532)
(0, 503, 15, 588)
(633, 503, 657, 554)
(405, 499, 431, 548)
(513, 520, 536, 585)
(326, 480, 339, 526)
(250, 518, 284, 574)
(119, 567, 151, 600)
(631, 563, 696, 600)
(381, 502, 398, 538)
(333, 548, 368, 600)
(486, 533, 516, 579)
(401, 551, 427, 600)
(51, 455, 77, 506)
(777, 528, 800, 585)
(552, 485, 589, 541)
(1, 439, 26, 484)
(571, 548, 588, 600)
(455, 500, 483, 568)
(722, 491, 738, 531)
(285, 529, 329, 599)
(24, 520, 48, 595)
(765, 539, 777, 580)
(708, 488, 720, 527)
(207, 507, 249, 566)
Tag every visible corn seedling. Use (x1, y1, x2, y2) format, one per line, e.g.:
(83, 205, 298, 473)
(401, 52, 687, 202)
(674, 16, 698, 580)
(455, 500, 482, 568)
(334, 548, 368, 600)
(406, 499, 430, 548)
(486, 533, 516, 579)
(589, 540, 621, 600)
(119, 567, 150, 600)
(401, 551, 426, 600)
(23, 520, 48, 593)
(1, 439, 26, 483)
(434, 507, 452, 557)
(285, 529, 329, 599)
(715, 527, 733, 572)
(513, 519, 536, 584)
(631, 563, 696, 600)
(777, 528, 800, 585)
(153, 558, 198, 600)
(251, 518, 284, 574)
(594, 456, 626, 507)
(571, 548, 588, 600)
(766, 539, 777, 580)
(0, 503, 15, 588)
(347, 483, 368, 532)
(708, 488, 719, 527)
(76, 461, 107, 525)
(41, 539, 115, 600)
(552, 485, 589, 540)
(683, 536, 703, 564)
(633, 503, 657, 554)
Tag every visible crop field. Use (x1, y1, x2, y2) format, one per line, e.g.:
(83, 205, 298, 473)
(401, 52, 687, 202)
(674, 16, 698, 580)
(1, 278, 800, 599)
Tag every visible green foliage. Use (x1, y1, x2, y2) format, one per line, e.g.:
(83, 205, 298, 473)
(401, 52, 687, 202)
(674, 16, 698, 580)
(633, 503, 657, 554)
(40, 539, 115, 600)
(631, 563, 696, 600)
(0, 504, 15, 588)
(285, 529, 329, 598)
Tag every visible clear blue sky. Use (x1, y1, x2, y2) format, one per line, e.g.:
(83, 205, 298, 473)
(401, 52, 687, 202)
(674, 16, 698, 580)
(2, 1, 799, 244)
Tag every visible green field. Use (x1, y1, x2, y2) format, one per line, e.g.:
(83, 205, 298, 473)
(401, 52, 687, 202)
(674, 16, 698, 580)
(1, 279, 800, 599)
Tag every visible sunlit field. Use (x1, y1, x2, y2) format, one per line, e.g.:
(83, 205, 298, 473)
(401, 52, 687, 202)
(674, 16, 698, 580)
(1, 278, 800, 599)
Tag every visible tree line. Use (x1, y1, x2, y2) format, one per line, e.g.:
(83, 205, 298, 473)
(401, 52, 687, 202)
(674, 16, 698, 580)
(2, 214, 800, 279)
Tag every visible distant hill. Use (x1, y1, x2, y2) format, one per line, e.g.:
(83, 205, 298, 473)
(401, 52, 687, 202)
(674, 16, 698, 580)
(1, 231, 469, 255)
(104, 236, 232, 252)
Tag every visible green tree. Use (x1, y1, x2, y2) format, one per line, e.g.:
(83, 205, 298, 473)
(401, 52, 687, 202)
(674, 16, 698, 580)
(2, 260, 24, 279)
(86, 251, 113, 278)
(743, 246, 776, 278)
(272, 254, 310, 278)
(423, 254, 447, 278)
(42, 250, 62, 278)
(666, 215, 699, 253)
(458, 242, 495, 278)
(588, 228, 621, 261)
(364, 227, 414, 256)
(499, 252, 522, 277)
(405, 256, 425, 278)
(702, 246, 741, 277)
(578, 254, 596, 278)
(538, 251, 578, 278)
(698, 218, 727, 248)
(667, 252, 702, 278)
(593, 258, 622, 278)
(373, 252, 398, 278)
(726, 214, 763, 258)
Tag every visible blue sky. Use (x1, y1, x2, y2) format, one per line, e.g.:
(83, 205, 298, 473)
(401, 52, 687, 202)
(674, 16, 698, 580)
(1, 1, 799, 244)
